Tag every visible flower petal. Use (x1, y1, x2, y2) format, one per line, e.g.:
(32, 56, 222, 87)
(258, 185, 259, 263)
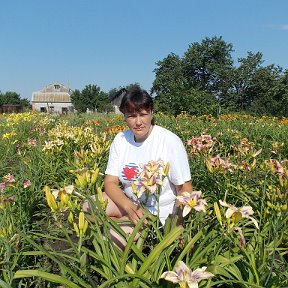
(240, 205, 254, 217)
(64, 185, 74, 194)
(188, 282, 199, 288)
(191, 266, 214, 281)
(219, 200, 230, 207)
(175, 261, 191, 276)
(225, 207, 236, 219)
(183, 205, 192, 217)
(248, 216, 259, 229)
(193, 199, 207, 212)
(51, 189, 60, 199)
(160, 271, 179, 283)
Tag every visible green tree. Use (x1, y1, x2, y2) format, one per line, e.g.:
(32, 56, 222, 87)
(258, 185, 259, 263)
(152, 53, 185, 96)
(154, 86, 218, 116)
(152, 36, 288, 116)
(152, 36, 233, 115)
(71, 84, 112, 113)
(0, 91, 31, 108)
(248, 65, 286, 116)
(182, 36, 234, 95)
(152, 54, 187, 114)
(222, 52, 264, 111)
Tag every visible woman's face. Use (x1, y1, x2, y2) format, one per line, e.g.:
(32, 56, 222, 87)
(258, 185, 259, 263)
(124, 108, 153, 142)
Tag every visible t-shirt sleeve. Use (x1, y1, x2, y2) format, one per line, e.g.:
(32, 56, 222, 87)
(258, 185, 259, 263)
(105, 135, 121, 177)
(167, 135, 191, 185)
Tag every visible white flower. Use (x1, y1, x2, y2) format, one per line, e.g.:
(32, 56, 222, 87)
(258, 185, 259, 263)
(219, 200, 259, 229)
(160, 261, 214, 288)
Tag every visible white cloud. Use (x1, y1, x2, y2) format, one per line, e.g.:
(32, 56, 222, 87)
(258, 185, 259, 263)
(279, 24, 288, 30)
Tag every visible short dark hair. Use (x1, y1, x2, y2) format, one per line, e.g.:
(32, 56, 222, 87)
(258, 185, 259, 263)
(119, 86, 154, 114)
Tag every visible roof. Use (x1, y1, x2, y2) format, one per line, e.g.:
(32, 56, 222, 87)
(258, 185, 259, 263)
(32, 82, 73, 103)
(110, 88, 127, 106)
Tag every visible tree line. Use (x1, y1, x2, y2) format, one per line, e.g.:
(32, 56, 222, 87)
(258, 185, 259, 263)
(2, 36, 288, 116)
(152, 36, 288, 116)
(0, 91, 31, 109)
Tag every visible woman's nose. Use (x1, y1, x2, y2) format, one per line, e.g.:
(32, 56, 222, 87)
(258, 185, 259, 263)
(135, 115, 142, 125)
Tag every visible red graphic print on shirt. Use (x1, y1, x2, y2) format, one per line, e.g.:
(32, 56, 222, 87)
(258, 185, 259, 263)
(122, 163, 139, 181)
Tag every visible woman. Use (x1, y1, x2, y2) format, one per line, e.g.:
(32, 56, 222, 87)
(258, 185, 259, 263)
(84, 86, 192, 248)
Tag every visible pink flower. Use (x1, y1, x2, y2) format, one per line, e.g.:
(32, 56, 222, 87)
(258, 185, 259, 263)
(0, 182, 7, 191)
(23, 179, 31, 188)
(3, 174, 15, 183)
(266, 159, 285, 176)
(177, 191, 208, 217)
(28, 138, 37, 147)
(206, 155, 235, 173)
(132, 160, 168, 198)
(187, 134, 214, 155)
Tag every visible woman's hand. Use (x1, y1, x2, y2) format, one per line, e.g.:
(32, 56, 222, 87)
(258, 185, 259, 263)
(124, 201, 145, 225)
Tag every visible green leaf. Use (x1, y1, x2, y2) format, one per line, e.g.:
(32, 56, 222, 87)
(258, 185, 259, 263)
(0, 279, 12, 288)
(137, 225, 184, 275)
(175, 230, 203, 266)
(13, 270, 80, 288)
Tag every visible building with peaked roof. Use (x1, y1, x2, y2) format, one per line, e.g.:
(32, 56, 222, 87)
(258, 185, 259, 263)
(32, 82, 73, 113)
(109, 88, 126, 114)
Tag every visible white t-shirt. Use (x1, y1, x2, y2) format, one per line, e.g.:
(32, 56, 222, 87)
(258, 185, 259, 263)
(105, 125, 191, 223)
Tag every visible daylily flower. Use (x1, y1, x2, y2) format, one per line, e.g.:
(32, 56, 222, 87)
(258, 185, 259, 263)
(22, 179, 31, 188)
(187, 134, 215, 155)
(0, 195, 15, 209)
(177, 191, 207, 217)
(160, 261, 214, 288)
(0, 182, 6, 191)
(206, 155, 235, 173)
(27, 138, 37, 147)
(133, 160, 169, 198)
(51, 185, 74, 206)
(219, 200, 259, 229)
(44, 185, 75, 212)
(3, 174, 15, 183)
(266, 159, 285, 177)
(138, 160, 166, 179)
(134, 175, 163, 197)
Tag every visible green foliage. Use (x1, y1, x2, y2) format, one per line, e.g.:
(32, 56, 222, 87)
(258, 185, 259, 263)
(154, 87, 219, 116)
(0, 112, 287, 287)
(152, 36, 288, 116)
(0, 91, 30, 108)
(71, 84, 113, 113)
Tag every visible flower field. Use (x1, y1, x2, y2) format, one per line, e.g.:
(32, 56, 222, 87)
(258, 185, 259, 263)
(0, 112, 287, 287)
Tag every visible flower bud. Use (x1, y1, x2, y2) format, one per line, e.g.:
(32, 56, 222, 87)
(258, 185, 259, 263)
(44, 186, 58, 212)
(90, 168, 99, 185)
(205, 158, 213, 173)
(214, 202, 222, 226)
(67, 211, 74, 223)
(163, 162, 170, 176)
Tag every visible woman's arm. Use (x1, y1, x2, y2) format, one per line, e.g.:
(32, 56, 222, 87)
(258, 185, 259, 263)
(175, 180, 193, 196)
(104, 174, 145, 225)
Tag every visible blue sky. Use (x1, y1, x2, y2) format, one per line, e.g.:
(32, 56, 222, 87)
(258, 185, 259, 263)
(1, 0, 288, 101)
